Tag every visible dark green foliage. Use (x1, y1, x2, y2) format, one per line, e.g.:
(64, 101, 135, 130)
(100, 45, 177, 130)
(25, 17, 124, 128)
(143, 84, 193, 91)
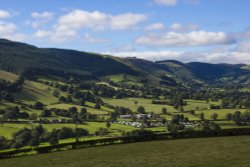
(94, 104, 101, 109)
(211, 113, 218, 120)
(122, 129, 155, 137)
(40, 109, 52, 117)
(57, 127, 75, 140)
(106, 121, 111, 129)
(3, 106, 20, 121)
(95, 128, 109, 136)
(48, 133, 58, 146)
(0, 39, 136, 79)
(33, 102, 44, 110)
(0, 136, 8, 150)
(114, 106, 132, 115)
(137, 106, 146, 114)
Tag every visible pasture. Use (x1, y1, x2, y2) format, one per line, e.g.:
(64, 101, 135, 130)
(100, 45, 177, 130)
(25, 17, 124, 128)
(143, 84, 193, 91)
(1, 136, 249, 167)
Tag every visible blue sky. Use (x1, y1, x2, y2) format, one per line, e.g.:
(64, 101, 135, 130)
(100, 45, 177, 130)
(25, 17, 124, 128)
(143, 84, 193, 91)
(0, 0, 250, 63)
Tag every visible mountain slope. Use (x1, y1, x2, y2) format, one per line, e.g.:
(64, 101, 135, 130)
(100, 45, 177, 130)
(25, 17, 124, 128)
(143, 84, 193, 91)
(0, 39, 137, 79)
(0, 39, 250, 88)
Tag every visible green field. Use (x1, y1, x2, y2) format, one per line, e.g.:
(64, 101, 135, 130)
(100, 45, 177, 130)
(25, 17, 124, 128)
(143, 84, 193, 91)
(195, 108, 249, 120)
(1, 136, 249, 167)
(0, 70, 19, 81)
(103, 97, 177, 113)
(47, 103, 109, 115)
(0, 122, 136, 139)
(184, 99, 220, 111)
(14, 80, 59, 105)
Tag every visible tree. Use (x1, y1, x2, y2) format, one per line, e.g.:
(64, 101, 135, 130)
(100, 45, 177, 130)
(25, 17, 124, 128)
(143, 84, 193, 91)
(106, 121, 111, 129)
(3, 107, 20, 121)
(66, 95, 73, 103)
(19, 112, 30, 119)
(0, 136, 8, 150)
(178, 106, 184, 112)
(79, 98, 85, 106)
(183, 117, 189, 122)
(52, 89, 60, 97)
(48, 130, 58, 145)
(167, 124, 179, 133)
(29, 113, 38, 120)
(48, 135, 58, 145)
(225, 113, 233, 121)
(75, 128, 89, 137)
(34, 102, 44, 110)
(199, 113, 205, 121)
(137, 106, 146, 114)
(190, 110, 195, 115)
(41, 109, 52, 117)
(161, 107, 167, 114)
(57, 127, 74, 139)
(59, 96, 67, 102)
(68, 107, 78, 113)
(211, 113, 218, 121)
(94, 104, 101, 110)
(2, 92, 14, 102)
(95, 128, 109, 136)
(109, 112, 117, 122)
(28, 138, 39, 146)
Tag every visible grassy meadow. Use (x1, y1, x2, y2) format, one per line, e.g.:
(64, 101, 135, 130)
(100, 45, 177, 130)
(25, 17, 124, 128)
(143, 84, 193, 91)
(1, 136, 249, 167)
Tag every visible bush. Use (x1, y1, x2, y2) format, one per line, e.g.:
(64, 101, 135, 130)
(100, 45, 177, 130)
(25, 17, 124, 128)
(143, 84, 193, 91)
(123, 129, 155, 137)
(95, 128, 109, 136)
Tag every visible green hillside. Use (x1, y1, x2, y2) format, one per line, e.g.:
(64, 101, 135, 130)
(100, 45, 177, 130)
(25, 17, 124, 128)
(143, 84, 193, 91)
(1, 39, 250, 88)
(0, 39, 136, 79)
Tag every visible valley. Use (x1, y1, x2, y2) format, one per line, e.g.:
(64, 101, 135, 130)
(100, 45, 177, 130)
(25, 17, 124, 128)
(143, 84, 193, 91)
(0, 39, 249, 162)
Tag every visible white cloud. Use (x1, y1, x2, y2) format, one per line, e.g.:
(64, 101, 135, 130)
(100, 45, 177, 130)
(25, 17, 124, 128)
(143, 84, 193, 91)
(0, 21, 26, 41)
(58, 10, 108, 30)
(170, 22, 198, 32)
(0, 10, 11, 19)
(153, 0, 178, 6)
(0, 21, 16, 34)
(105, 48, 250, 64)
(187, 51, 250, 64)
(2, 33, 27, 41)
(30, 11, 54, 28)
(35, 9, 147, 43)
(136, 31, 235, 47)
(57, 10, 147, 30)
(31, 12, 54, 19)
(110, 13, 147, 30)
(83, 33, 108, 43)
(104, 50, 183, 61)
(34, 30, 51, 38)
(146, 23, 165, 30)
(235, 42, 250, 52)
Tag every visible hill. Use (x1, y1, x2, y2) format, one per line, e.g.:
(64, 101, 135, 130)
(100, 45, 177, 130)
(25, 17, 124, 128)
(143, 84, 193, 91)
(0, 39, 136, 80)
(0, 39, 250, 88)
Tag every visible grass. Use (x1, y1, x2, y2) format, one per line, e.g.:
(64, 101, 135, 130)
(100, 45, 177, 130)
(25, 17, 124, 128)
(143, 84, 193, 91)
(0, 70, 18, 81)
(0, 122, 136, 139)
(14, 80, 58, 105)
(195, 108, 249, 120)
(103, 97, 177, 114)
(47, 103, 109, 115)
(106, 74, 143, 86)
(184, 99, 220, 111)
(240, 87, 250, 92)
(1, 136, 249, 167)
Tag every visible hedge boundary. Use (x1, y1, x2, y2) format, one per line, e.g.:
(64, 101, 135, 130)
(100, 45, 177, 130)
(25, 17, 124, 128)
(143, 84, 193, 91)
(0, 128, 250, 159)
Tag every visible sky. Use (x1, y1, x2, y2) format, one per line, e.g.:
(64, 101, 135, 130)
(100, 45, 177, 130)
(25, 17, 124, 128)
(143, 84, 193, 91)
(0, 0, 250, 64)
